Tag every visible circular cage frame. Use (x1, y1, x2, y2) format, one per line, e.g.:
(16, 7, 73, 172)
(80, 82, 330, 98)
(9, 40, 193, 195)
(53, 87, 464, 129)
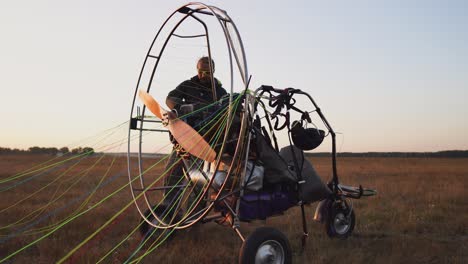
(127, 2, 251, 230)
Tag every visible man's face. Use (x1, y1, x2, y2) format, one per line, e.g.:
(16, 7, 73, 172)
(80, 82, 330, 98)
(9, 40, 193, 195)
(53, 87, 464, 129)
(197, 60, 213, 84)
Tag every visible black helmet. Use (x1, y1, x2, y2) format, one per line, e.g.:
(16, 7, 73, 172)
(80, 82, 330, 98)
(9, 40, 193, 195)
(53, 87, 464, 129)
(291, 121, 325, 150)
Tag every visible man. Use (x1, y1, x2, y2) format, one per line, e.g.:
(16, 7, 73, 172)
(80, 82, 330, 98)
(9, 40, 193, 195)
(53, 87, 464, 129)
(163, 56, 227, 212)
(166, 56, 227, 115)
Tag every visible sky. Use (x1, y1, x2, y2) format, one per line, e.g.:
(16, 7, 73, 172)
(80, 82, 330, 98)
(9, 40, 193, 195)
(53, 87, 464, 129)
(1, 0, 467, 152)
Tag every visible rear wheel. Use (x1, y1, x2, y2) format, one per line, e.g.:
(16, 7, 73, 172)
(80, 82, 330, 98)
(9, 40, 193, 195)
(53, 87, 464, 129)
(239, 227, 292, 264)
(325, 201, 355, 239)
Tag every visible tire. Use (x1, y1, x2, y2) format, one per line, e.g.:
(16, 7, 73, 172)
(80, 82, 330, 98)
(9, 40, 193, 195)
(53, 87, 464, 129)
(325, 201, 355, 239)
(239, 227, 292, 264)
(139, 204, 177, 241)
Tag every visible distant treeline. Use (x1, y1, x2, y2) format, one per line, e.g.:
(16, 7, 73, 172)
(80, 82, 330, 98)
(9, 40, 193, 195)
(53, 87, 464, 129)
(1, 147, 467, 158)
(306, 150, 468, 158)
(0, 146, 95, 155)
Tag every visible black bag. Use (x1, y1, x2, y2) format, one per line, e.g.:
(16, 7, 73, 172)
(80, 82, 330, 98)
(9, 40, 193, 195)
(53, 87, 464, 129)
(279, 146, 331, 202)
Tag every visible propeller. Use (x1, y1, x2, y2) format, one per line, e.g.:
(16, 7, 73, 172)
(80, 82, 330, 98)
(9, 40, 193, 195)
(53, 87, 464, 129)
(138, 90, 217, 162)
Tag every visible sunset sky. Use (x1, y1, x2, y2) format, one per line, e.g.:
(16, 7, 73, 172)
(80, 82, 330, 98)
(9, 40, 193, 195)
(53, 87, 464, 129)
(1, 0, 467, 152)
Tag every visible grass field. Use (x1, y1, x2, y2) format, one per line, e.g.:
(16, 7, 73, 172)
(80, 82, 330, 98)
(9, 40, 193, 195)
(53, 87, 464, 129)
(0, 154, 467, 263)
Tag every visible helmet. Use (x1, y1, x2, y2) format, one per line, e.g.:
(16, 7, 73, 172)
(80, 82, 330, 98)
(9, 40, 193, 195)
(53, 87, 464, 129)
(291, 121, 325, 150)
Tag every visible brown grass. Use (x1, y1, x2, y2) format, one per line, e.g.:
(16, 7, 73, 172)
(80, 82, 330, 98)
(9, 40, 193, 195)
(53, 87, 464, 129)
(0, 154, 467, 263)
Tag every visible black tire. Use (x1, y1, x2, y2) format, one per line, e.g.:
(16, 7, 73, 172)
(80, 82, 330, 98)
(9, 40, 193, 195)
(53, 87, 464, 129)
(239, 227, 292, 264)
(139, 204, 177, 241)
(325, 201, 355, 239)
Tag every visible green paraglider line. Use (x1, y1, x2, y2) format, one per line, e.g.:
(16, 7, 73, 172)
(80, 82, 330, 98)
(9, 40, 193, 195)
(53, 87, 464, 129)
(1, 94, 244, 263)
(128, 95, 244, 262)
(0, 125, 164, 262)
(108, 96, 243, 263)
(0, 120, 129, 184)
(55, 154, 175, 263)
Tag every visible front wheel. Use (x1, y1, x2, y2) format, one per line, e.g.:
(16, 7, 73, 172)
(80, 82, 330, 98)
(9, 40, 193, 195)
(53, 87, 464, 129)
(239, 227, 292, 264)
(325, 201, 355, 239)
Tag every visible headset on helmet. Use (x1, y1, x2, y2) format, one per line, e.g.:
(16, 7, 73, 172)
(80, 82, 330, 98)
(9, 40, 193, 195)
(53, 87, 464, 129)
(291, 120, 325, 151)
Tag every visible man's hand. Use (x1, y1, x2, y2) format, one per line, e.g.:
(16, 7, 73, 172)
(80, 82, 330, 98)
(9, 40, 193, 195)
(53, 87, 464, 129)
(179, 104, 195, 114)
(166, 97, 179, 110)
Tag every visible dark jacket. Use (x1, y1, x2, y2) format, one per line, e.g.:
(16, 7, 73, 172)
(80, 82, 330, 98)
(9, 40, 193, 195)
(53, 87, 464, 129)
(167, 75, 227, 110)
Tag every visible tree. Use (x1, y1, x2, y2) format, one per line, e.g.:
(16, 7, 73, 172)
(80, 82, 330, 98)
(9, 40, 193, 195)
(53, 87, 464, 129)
(59, 147, 69, 154)
(29, 146, 42, 154)
(82, 147, 95, 155)
(70, 147, 94, 155)
(71, 147, 83, 154)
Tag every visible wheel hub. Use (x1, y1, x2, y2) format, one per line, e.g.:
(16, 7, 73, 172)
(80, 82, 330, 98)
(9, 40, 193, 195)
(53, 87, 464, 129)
(333, 212, 350, 234)
(255, 240, 285, 264)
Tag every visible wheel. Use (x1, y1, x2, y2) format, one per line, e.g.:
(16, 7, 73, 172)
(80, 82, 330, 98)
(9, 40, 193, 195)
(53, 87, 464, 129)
(139, 204, 177, 241)
(239, 227, 292, 264)
(325, 201, 355, 239)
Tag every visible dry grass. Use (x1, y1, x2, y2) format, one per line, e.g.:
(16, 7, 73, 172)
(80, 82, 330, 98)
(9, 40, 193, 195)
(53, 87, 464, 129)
(0, 154, 467, 263)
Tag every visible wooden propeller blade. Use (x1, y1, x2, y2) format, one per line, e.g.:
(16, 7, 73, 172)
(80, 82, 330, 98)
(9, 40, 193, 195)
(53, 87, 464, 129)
(138, 90, 216, 162)
(138, 90, 164, 119)
(168, 120, 216, 162)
